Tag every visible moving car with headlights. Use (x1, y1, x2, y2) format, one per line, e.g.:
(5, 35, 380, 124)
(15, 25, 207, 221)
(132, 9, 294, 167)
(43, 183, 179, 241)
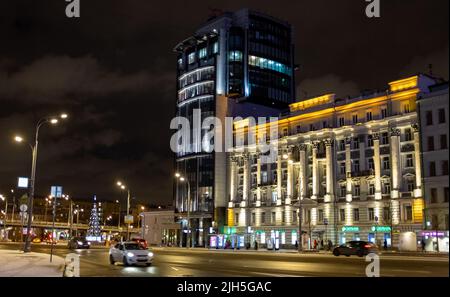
(109, 242, 154, 266)
(68, 237, 91, 249)
(333, 241, 378, 257)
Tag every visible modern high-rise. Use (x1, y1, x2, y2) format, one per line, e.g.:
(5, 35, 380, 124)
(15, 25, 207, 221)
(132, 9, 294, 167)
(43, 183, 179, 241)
(173, 9, 295, 247)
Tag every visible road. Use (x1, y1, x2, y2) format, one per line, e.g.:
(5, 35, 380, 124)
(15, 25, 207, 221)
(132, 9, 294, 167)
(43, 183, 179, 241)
(0, 243, 447, 277)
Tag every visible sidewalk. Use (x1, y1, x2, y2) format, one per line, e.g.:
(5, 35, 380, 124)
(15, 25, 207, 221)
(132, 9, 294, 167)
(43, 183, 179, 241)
(0, 250, 65, 277)
(152, 246, 449, 258)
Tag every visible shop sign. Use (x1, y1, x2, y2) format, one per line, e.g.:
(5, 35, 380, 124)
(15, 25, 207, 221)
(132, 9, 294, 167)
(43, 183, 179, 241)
(224, 226, 236, 235)
(341, 226, 360, 232)
(371, 226, 391, 232)
(421, 231, 446, 237)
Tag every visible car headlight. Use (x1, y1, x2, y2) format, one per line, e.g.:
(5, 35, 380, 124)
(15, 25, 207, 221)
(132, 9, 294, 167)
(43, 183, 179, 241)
(148, 252, 154, 257)
(126, 252, 135, 258)
(77, 241, 83, 245)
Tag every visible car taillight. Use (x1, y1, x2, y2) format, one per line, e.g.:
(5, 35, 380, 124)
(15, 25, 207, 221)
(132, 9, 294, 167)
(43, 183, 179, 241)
(364, 244, 371, 248)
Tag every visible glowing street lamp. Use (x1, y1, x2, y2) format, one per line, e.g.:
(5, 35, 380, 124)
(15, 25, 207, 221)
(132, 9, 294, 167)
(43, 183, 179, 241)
(175, 173, 192, 249)
(15, 113, 69, 253)
(116, 180, 131, 240)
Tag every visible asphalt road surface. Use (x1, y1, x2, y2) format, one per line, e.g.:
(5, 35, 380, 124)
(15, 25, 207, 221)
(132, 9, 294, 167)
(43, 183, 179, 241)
(0, 243, 447, 277)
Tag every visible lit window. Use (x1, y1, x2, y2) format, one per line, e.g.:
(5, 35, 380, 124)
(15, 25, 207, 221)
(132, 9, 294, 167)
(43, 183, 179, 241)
(229, 51, 243, 62)
(199, 48, 207, 59)
(188, 52, 196, 64)
(213, 42, 219, 54)
(248, 55, 291, 76)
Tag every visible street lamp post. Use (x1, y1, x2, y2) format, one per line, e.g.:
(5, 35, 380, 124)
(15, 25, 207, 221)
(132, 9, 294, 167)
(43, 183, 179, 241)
(15, 113, 68, 253)
(116, 181, 131, 241)
(175, 173, 191, 249)
(0, 194, 7, 240)
(116, 200, 121, 229)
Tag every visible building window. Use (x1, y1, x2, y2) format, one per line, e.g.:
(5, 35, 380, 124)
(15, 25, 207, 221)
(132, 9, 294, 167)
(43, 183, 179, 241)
(271, 212, 276, 223)
(352, 114, 358, 124)
(340, 163, 346, 175)
(381, 108, 388, 119)
(383, 157, 390, 170)
(353, 138, 359, 149)
(430, 161, 436, 177)
(353, 160, 360, 173)
(383, 207, 390, 221)
(251, 213, 256, 224)
(188, 52, 196, 64)
(340, 186, 346, 197)
(213, 42, 219, 54)
(366, 111, 373, 121)
(442, 160, 449, 175)
(282, 128, 288, 137)
(368, 158, 374, 170)
(235, 213, 239, 225)
(262, 172, 268, 183)
(381, 132, 389, 145)
(426, 111, 433, 126)
(444, 187, 449, 202)
(383, 182, 391, 194)
(293, 211, 297, 222)
(369, 184, 375, 195)
(339, 117, 345, 127)
(354, 185, 360, 197)
(323, 121, 328, 129)
(340, 209, 346, 221)
(318, 209, 324, 222)
(406, 154, 413, 168)
(261, 212, 266, 224)
(339, 140, 346, 151)
(353, 208, 360, 221)
(440, 135, 448, 150)
(403, 104, 410, 114)
(428, 136, 435, 151)
(199, 47, 207, 59)
(177, 58, 183, 66)
(248, 55, 292, 76)
(367, 135, 374, 147)
(404, 205, 413, 221)
(229, 50, 243, 62)
(368, 208, 375, 221)
(296, 125, 301, 133)
(438, 108, 446, 124)
(405, 128, 412, 141)
(407, 180, 415, 192)
(431, 188, 438, 203)
(310, 124, 315, 131)
(282, 211, 285, 223)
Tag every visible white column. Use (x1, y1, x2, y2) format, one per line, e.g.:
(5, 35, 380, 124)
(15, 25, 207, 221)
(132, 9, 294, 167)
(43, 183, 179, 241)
(242, 153, 250, 207)
(345, 137, 352, 202)
(299, 144, 307, 200)
(373, 134, 382, 200)
(286, 147, 294, 205)
(390, 129, 401, 199)
(277, 152, 283, 205)
(256, 153, 262, 207)
(229, 156, 237, 208)
(413, 125, 422, 198)
(312, 142, 319, 200)
(325, 139, 334, 203)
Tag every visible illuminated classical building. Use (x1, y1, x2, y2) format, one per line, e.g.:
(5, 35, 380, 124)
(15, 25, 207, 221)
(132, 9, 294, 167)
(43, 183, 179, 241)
(227, 74, 441, 250)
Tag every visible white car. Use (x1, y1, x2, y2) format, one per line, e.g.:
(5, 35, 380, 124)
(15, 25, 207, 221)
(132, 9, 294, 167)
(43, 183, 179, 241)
(109, 242, 154, 266)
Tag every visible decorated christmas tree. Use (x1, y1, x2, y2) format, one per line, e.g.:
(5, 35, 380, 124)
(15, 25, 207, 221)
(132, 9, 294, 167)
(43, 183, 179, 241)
(86, 195, 101, 242)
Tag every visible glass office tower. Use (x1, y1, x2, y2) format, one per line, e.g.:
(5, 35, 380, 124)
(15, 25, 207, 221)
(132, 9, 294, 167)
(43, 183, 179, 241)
(173, 9, 295, 247)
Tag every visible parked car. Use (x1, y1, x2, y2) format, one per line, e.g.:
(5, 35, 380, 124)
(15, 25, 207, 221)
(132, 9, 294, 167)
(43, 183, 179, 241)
(109, 242, 154, 267)
(333, 241, 379, 257)
(68, 237, 91, 249)
(131, 238, 148, 249)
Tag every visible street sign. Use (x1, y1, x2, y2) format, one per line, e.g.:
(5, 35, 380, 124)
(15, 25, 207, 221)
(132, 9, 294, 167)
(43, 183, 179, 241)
(17, 177, 29, 189)
(124, 215, 134, 224)
(51, 186, 63, 198)
(20, 204, 28, 212)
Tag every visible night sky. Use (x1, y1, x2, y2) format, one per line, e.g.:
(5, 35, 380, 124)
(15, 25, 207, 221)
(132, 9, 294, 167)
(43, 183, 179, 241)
(0, 0, 448, 205)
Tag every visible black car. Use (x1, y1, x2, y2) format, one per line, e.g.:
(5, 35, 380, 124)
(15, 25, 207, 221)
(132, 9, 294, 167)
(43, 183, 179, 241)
(68, 237, 90, 249)
(332, 241, 378, 257)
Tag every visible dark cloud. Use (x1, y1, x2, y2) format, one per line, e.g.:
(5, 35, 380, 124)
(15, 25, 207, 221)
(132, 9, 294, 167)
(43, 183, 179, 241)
(297, 74, 360, 100)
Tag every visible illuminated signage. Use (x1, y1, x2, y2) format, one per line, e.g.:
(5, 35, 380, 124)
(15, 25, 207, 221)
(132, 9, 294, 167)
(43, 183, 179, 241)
(18, 177, 29, 189)
(371, 226, 392, 232)
(224, 226, 236, 235)
(342, 226, 360, 232)
(421, 231, 446, 237)
(210, 236, 217, 248)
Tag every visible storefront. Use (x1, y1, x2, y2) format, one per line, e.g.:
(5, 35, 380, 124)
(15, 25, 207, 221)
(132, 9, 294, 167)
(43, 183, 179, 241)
(339, 226, 392, 247)
(420, 231, 449, 252)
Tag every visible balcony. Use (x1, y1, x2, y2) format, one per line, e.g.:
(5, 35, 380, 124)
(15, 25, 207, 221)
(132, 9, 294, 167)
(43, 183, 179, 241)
(351, 169, 375, 178)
